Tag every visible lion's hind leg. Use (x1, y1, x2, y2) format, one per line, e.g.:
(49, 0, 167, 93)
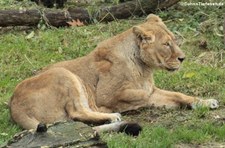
(65, 100, 121, 124)
(10, 110, 40, 130)
(65, 70, 121, 124)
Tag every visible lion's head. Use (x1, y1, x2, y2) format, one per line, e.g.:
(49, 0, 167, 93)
(133, 14, 185, 71)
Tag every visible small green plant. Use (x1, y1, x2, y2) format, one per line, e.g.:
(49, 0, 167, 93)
(193, 106, 210, 118)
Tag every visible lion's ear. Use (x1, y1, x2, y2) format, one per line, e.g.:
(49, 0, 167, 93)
(146, 14, 162, 23)
(133, 26, 155, 43)
(133, 26, 145, 37)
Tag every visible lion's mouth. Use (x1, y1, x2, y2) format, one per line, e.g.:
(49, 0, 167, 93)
(166, 67, 179, 71)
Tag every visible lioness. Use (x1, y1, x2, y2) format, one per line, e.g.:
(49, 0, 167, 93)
(10, 14, 219, 132)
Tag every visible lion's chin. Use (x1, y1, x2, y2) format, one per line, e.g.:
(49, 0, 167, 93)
(165, 67, 180, 72)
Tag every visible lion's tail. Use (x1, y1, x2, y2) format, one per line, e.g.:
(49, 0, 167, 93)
(35, 121, 142, 136)
(93, 121, 142, 136)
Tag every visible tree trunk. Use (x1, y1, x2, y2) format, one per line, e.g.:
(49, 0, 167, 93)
(0, 0, 180, 27)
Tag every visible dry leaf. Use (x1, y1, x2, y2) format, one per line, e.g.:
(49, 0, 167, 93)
(198, 39, 207, 49)
(67, 19, 84, 27)
(61, 38, 69, 47)
(0, 133, 8, 136)
(182, 72, 196, 79)
(4, 101, 9, 107)
(25, 31, 35, 39)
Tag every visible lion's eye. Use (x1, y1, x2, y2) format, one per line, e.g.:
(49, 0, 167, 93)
(163, 42, 170, 47)
(145, 37, 152, 40)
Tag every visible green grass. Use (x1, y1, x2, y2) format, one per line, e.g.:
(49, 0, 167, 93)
(103, 122, 225, 148)
(0, 0, 225, 147)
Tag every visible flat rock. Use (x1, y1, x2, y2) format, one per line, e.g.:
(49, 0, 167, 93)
(3, 121, 106, 148)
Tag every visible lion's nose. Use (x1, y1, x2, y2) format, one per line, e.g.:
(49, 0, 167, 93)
(178, 57, 185, 63)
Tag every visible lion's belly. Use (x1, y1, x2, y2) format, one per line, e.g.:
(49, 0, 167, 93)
(95, 74, 124, 106)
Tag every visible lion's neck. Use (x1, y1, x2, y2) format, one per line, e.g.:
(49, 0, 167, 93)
(95, 29, 154, 79)
(114, 30, 154, 79)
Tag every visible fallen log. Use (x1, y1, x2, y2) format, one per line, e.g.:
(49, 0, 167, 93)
(0, 9, 40, 27)
(224, 13, 225, 45)
(0, 0, 180, 27)
(0, 8, 89, 27)
(96, 0, 180, 22)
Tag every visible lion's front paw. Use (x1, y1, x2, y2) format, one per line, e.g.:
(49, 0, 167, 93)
(205, 99, 219, 109)
(110, 113, 122, 122)
(192, 98, 219, 109)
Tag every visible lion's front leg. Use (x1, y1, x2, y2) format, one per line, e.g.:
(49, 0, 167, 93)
(107, 88, 218, 113)
(149, 87, 219, 109)
(110, 89, 152, 112)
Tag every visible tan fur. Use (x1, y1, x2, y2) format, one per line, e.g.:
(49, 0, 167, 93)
(10, 14, 218, 130)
